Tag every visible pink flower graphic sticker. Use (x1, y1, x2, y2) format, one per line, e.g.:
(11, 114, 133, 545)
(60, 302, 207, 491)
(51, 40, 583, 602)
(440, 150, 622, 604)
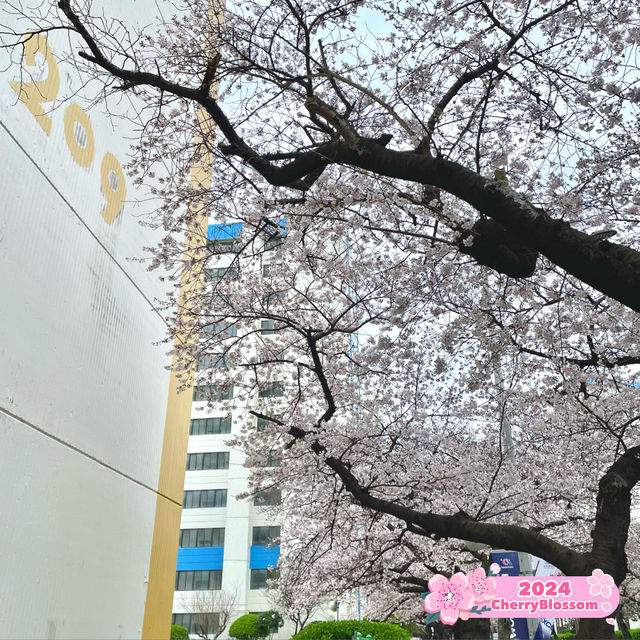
(587, 569, 615, 598)
(467, 567, 498, 602)
(424, 573, 475, 625)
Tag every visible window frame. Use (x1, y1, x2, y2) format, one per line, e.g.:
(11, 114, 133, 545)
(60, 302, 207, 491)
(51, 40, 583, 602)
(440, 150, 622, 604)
(189, 416, 232, 435)
(186, 451, 230, 471)
(175, 569, 223, 591)
(253, 489, 282, 506)
(258, 382, 284, 398)
(260, 319, 278, 335)
(205, 266, 239, 281)
(192, 385, 234, 402)
(183, 489, 228, 509)
(250, 567, 279, 590)
(179, 527, 225, 548)
(207, 237, 239, 254)
(265, 450, 280, 468)
(252, 525, 281, 546)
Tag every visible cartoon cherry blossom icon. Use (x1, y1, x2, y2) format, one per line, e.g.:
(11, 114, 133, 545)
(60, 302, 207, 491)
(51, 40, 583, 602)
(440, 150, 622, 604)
(587, 569, 615, 598)
(467, 567, 498, 602)
(424, 573, 475, 625)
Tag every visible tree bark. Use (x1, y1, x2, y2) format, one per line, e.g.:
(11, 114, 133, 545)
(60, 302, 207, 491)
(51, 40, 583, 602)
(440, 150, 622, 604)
(452, 618, 491, 639)
(616, 613, 632, 640)
(497, 618, 511, 640)
(576, 617, 613, 640)
(574, 447, 640, 639)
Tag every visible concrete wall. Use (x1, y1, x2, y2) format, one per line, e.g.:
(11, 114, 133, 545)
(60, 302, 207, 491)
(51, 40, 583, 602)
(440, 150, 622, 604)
(0, 6, 173, 638)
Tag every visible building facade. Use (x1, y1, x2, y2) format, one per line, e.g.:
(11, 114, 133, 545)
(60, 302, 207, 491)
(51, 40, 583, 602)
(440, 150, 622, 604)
(0, 9, 180, 638)
(171, 222, 289, 638)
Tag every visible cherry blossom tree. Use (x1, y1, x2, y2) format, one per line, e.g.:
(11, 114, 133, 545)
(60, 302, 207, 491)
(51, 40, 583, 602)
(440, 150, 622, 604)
(178, 590, 237, 640)
(2, 1, 640, 637)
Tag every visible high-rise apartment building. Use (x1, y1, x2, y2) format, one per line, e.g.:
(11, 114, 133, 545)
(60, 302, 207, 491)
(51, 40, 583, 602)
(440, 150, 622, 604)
(171, 222, 290, 638)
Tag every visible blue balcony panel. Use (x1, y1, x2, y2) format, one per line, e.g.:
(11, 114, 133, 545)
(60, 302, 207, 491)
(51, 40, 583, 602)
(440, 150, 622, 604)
(177, 547, 224, 571)
(250, 545, 280, 569)
(208, 223, 243, 240)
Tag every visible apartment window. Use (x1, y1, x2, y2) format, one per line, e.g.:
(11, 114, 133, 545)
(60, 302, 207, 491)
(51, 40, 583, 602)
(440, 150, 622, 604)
(196, 355, 211, 371)
(194, 613, 219, 636)
(252, 526, 281, 546)
(264, 236, 284, 251)
(186, 452, 229, 471)
(196, 353, 231, 371)
(250, 568, 278, 589)
(190, 417, 231, 435)
(175, 570, 222, 591)
(172, 613, 219, 636)
(265, 291, 286, 308)
(265, 450, 280, 468)
(202, 292, 231, 306)
(262, 264, 271, 277)
(258, 382, 284, 398)
(183, 489, 227, 508)
(207, 237, 239, 254)
(253, 489, 281, 506)
(256, 416, 270, 432)
(179, 528, 225, 548)
(205, 266, 238, 281)
(201, 323, 237, 337)
(260, 320, 277, 335)
(193, 385, 233, 402)
(172, 614, 193, 634)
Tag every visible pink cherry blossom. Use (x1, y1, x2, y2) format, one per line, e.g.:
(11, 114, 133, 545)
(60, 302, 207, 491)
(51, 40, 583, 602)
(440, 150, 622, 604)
(489, 563, 501, 576)
(424, 573, 475, 625)
(587, 569, 615, 598)
(466, 567, 498, 602)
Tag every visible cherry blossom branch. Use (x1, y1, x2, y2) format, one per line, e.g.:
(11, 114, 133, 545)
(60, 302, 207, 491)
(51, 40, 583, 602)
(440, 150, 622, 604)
(55, 0, 640, 313)
(294, 331, 586, 576)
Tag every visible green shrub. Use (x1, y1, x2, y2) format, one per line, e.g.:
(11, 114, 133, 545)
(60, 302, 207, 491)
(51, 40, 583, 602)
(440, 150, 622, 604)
(257, 610, 285, 636)
(397, 621, 427, 639)
(229, 614, 269, 640)
(291, 620, 411, 640)
(556, 627, 640, 639)
(170, 625, 189, 640)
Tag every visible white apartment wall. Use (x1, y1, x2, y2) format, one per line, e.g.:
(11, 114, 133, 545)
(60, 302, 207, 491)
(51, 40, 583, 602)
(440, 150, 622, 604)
(173, 244, 296, 638)
(0, 3, 173, 638)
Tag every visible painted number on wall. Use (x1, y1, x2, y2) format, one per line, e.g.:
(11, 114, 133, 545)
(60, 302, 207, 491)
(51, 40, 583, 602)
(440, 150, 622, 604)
(9, 33, 127, 225)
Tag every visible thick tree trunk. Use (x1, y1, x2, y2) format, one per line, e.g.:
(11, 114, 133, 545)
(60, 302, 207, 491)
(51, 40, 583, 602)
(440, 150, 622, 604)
(575, 617, 613, 639)
(497, 618, 511, 640)
(616, 614, 632, 640)
(452, 618, 491, 639)
(574, 447, 640, 639)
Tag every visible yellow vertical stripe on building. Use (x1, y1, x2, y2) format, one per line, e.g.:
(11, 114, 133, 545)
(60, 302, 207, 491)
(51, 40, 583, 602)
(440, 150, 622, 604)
(142, 3, 224, 637)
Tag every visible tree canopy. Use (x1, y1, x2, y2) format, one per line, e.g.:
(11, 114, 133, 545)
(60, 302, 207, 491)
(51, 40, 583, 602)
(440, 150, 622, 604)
(3, 1, 640, 637)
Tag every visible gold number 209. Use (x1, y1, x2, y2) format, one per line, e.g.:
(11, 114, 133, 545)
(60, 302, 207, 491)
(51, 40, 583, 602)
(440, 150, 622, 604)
(10, 33, 126, 225)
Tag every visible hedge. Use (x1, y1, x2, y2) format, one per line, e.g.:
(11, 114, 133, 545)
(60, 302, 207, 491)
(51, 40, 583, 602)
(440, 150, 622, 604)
(291, 620, 411, 640)
(170, 625, 189, 640)
(229, 614, 269, 640)
(557, 629, 640, 639)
